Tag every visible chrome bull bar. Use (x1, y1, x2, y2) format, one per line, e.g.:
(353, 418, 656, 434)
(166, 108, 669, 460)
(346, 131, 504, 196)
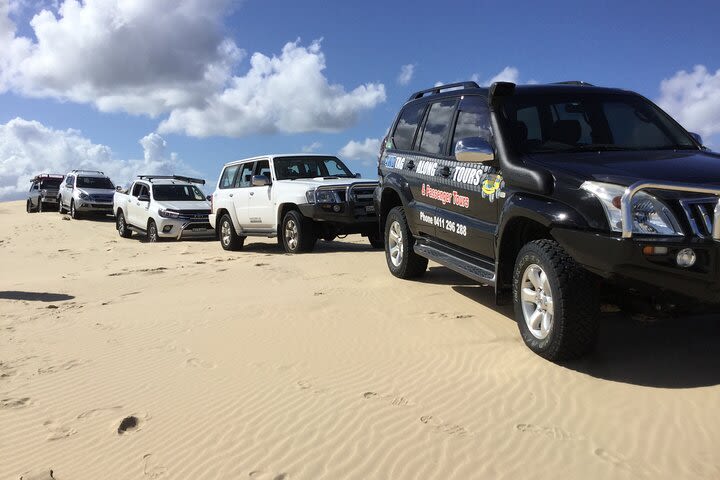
(620, 181, 720, 240)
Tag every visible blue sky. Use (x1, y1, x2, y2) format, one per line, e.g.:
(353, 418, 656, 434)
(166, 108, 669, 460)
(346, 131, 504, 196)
(1, 0, 719, 198)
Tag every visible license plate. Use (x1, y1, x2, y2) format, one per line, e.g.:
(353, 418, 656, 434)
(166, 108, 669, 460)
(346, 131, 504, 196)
(192, 228, 206, 232)
(365, 205, 375, 213)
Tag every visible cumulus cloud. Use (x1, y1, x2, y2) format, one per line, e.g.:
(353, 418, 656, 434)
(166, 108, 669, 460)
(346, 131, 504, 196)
(0, 2, 386, 136)
(657, 65, 720, 144)
(434, 66, 523, 90)
(397, 64, 415, 85)
(158, 40, 386, 137)
(339, 137, 381, 166)
(0, 117, 194, 200)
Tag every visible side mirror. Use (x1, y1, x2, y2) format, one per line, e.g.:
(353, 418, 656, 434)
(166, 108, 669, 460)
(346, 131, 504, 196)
(206, 195, 212, 201)
(355, 173, 362, 178)
(138, 194, 150, 202)
(455, 137, 495, 163)
(251, 175, 271, 187)
(689, 132, 707, 149)
(115, 185, 123, 192)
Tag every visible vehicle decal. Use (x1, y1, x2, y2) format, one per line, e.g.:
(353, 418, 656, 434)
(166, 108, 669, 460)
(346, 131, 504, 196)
(419, 211, 467, 236)
(421, 183, 470, 208)
(383, 154, 406, 170)
(250, 217, 262, 223)
(481, 174, 504, 202)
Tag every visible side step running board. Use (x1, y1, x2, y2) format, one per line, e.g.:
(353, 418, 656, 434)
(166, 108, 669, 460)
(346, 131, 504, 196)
(414, 243, 496, 286)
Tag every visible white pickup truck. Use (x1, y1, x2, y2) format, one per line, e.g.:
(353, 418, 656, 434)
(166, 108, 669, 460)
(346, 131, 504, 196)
(210, 154, 380, 253)
(113, 175, 214, 242)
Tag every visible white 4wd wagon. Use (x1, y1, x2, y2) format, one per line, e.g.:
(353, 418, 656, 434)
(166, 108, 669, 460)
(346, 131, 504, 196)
(210, 154, 380, 253)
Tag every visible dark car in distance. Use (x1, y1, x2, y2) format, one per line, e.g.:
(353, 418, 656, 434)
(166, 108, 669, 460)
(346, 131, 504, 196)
(375, 80, 719, 361)
(27, 174, 64, 213)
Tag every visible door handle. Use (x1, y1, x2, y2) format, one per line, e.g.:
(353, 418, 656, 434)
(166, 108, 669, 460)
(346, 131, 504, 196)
(439, 166, 451, 177)
(229, 193, 233, 197)
(249, 192, 254, 196)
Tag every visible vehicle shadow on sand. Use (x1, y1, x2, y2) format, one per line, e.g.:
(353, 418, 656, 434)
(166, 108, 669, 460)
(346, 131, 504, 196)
(239, 239, 382, 254)
(0, 291, 75, 302)
(440, 268, 720, 389)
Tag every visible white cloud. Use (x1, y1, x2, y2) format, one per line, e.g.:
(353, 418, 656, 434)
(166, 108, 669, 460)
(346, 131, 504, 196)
(0, 117, 194, 200)
(339, 137, 381, 166)
(0, 3, 386, 136)
(397, 64, 415, 85)
(481, 66, 520, 86)
(158, 40, 386, 137)
(657, 65, 720, 143)
(301, 141, 322, 153)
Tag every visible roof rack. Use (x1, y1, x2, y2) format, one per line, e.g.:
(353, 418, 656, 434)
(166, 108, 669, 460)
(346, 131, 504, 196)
(137, 175, 206, 185)
(31, 173, 64, 182)
(71, 169, 105, 175)
(551, 81, 595, 86)
(407, 81, 480, 101)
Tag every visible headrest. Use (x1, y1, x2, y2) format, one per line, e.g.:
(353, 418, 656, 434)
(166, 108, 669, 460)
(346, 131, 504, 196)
(509, 120, 528, 145)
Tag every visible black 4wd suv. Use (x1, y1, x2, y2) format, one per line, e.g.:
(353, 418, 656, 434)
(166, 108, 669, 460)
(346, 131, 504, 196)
(375, 80, 719, 361)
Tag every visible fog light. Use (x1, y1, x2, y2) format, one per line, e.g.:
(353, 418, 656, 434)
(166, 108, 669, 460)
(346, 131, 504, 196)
(332, 205, 341, 212)
(676, 248, 696, 268)
(163, 225, 173, 233)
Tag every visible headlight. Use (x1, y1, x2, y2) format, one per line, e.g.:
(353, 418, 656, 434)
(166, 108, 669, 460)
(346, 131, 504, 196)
(581, 181, 683, 235)
(306, 189, 342, 204)
(79, 192, 90, 200)
(158, 209, 180, 218)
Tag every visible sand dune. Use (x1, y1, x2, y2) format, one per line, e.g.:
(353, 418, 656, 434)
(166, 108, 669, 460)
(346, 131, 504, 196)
(1, 199, 719, 479)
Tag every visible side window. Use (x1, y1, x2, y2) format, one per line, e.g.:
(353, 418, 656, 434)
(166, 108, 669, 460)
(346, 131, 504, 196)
(219, 165, 239, 189)
(131, 183, 142, 197)
(392, 103, 426, 151)
(418, 99, 457, 156)
(65, 175, 74, 187)
(451, 96, 491, 156)
(254, 160, 271, 179)
(139, 185, 149, 198)
(236, 162, 255, 188)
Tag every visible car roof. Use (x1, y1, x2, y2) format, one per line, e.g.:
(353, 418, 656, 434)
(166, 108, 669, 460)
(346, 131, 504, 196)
(139, 179, 198, 186)
(222, 153, 339, 167)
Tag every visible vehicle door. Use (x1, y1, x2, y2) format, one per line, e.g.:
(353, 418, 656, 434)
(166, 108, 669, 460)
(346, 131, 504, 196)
(29, 182, 40, 209)
(382, 101, 435, 238)
(128, 182, 150, 227)
(232, 161, 256, 228)
(433, 94, 499, 258)
(246, 159, 274, 228)
(61, 175, 74, 207)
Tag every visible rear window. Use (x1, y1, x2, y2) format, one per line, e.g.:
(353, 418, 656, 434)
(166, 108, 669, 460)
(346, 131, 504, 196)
(391, 103, 425, 150)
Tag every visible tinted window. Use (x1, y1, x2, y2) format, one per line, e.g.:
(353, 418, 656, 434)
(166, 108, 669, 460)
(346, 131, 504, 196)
(131, 183, 142, 197)
(502, 93, 696, 154)
(153, 185, 205, 201)
(419, 99, 457, 155)
(219, 165, 239, 189)
(254, 160, 272, 179)
(392, 103, 425, 150)
(77, 176, 114, 189)
(138, 185, 149, 198)
(236, 162, 255, 188)
(451, 96, 491, 156)
(65, 176, 74, 187)
(40, 178, 62, 188)
(273, 156, 354, 180)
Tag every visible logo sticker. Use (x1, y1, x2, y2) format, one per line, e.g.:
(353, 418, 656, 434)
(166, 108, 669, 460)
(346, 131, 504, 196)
(481, 174, 504, 202)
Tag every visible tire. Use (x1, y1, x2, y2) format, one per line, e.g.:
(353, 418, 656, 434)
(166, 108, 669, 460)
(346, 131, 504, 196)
(116, 211, 132, 238)
(147, 219, 160, 242)
(70, 200, 80, 219)
(512, 239, 599, 361)
(368, 231, 384, 249)
(26, 200, 34, 213)
(281, 210, 316, 253)
(384, 206, 428, 279)
(58, 197, 65, 214)
(218, 214, 245, 251)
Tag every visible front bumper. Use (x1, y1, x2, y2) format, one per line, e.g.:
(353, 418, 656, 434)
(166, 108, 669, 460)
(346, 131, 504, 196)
(75, 201, 113, 212)
(298, 202, 378, 231)
(156, 217, 215, 240)
(553, 227, 720, 304)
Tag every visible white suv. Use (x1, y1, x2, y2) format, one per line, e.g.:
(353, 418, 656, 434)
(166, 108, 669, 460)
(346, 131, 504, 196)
(210, 154, 380, 253)
(57, 170, 116, 218)
(113, 175, 214, 242)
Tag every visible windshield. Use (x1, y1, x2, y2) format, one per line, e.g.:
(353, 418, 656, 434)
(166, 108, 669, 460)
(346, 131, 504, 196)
(273, 156, 354, 180)
(77, 176, 114, 189)
(152, 184, 206, 201)
(39, 179, 62, 188)
(501, 92, 697, 154)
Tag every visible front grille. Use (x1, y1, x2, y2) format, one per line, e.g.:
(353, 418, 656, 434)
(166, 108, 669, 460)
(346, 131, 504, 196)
(349, 186, 376, 206)
(91, 194, 114, 202)
(178, 210, 211, 221)
(679, 197, 717, 237)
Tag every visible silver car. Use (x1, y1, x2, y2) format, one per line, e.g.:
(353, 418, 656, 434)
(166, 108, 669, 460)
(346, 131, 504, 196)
(26, 174, 64, 213)
(57, 170, 117, 219)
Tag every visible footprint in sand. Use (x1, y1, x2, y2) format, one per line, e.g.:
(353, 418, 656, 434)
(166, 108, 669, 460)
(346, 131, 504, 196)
(362, 391, 413, 407)
(296, 380, 327, 394)
(420, 415, 471, 438)
(19, 469, 55, 480)
(43, 420, 77, 441)
(143, 454, 168, 478)
(185, 358, 216, 369)
(77, 406, 123, 420)
(1, 397, 31, 409)
(248, 470, 290, 480)
(515, 423, 579, 441)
